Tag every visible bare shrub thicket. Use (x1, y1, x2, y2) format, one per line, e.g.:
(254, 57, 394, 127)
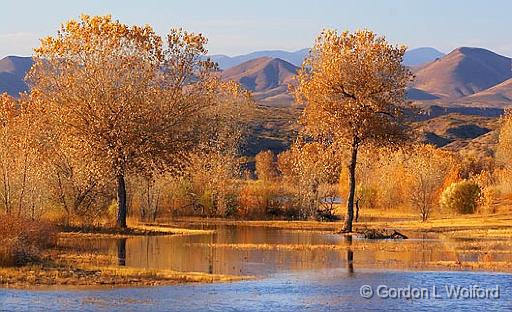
(0, 214, 57, 266)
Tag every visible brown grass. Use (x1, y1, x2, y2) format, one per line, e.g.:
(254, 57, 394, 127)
(57, 223, 213, 239)
(0, 215, 57, 267)
(0, 263, 250, 289)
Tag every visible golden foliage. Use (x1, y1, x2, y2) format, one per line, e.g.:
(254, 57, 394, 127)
(0, 93, 49, 218)
(295, 29, 412, 146)
(277, 142, 342, 218)
(440, 180, 481, 214)
(404, 145, 457, 221)
(295, 29, 412, 231)
(255, 150, 278, 182)
(496, 109, 512, 170)
(27, 15, 253, 227)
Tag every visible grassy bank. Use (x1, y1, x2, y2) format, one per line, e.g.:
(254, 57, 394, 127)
(0, 263, 249, 289)
(0, 218, 243, 289)
(58, 224, 213, 239)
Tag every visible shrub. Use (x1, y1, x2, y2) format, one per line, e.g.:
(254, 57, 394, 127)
(440, 180, 481, 214)
(238, 181, 280, 218)
(0, 215, 57, 266)
(237, 181, 304, 220)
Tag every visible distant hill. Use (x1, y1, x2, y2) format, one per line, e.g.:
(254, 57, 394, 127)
(406, 87, 440, 100)
(0, 50, 507, 157)
(212, 47, 443, 70)
(464, 78, 512, 103)
(221, 57, 297, 91)
(403, 47, 445, 67)
(211, 49, 308, 69)
(221, 57, 298, 107)
(413, 47, 512, 98)
(0, 56, 33, 96)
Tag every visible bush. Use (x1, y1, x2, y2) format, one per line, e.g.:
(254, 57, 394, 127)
(238, 181, 280, 218)
(238, 181, 304, 220)
(0, 215, 57, 266)
(440, 180, 481, 214)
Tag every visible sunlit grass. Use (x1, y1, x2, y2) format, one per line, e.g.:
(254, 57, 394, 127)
(0, 263, 251, 289)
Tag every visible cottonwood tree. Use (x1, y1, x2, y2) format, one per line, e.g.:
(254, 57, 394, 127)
(404, 145, 456, 221)
(0, 93, 47, 218)
(295, 29, 412, 232)
(278, 141, 342, 218)
(28, 15, 244, 228)
(255, 150, 278, 182)
(185, 81, 253, 217)
(0, 94, 18, 214)
(497, 109, 512, 170)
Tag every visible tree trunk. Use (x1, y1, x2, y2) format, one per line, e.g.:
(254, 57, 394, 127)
(117, 174, 127, 228)
(342, 138, 359, 233)
(355, 198, 360, 222)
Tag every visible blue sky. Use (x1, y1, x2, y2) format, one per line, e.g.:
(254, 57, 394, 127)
(1, 0, 512, 58)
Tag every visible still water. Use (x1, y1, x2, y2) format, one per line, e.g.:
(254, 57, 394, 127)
(1, 222, 512, 311)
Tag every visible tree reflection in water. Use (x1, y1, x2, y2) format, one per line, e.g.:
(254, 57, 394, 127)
(346, 235, 354, 274)
(117, 238, 127, 266)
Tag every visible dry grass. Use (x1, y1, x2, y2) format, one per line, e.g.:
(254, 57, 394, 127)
(426, 260, 512, 272)
(133, 224, 214, 235)
(58, 223, 213, 239)
(0, 263, 250, 289)
(0, 215, 57, 267)
(166, 217, 341, 231)
(363, 213, 512, 234)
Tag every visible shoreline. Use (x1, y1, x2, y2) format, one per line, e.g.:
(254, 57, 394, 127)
(0, 224, 249, 289)
(2, 213, 512, 289)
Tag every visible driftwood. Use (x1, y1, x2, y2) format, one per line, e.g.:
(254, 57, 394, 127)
(358, 228, 408, 240)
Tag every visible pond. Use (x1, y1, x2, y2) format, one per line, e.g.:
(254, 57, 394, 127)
(2, 222, 512, 311)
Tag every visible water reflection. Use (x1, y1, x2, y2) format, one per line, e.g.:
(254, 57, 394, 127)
(58, 223, 512, 277)
(117, 238, 127, 266)
(346, 235, 354, 274)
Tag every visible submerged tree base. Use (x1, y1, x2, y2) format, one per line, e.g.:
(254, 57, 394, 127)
(357, 228, 408, 239)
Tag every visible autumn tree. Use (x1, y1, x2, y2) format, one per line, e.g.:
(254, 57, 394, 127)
(255, 150, 278, 182)
(0, 94, 18, 214)
(185, 79, 253, 217)
(28, 15, 243, 228)
(404, 145, 456, 221)
(0, 93, 48, 218)
(295, 29, 412, 232)
(496, 109, 512, 170)
(278, 141, 342, 218)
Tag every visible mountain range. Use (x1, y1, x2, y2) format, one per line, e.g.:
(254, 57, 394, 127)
(2, 46, 512, 109)
(0, 46, 511, 157)
(412, 47, 512, 99)
(211, 49, 309, 69)
(219, 46, 512, 108)
(402, 47, 445, 67)
(211, 47, 444, 69)
(0, 56, 32, 96)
